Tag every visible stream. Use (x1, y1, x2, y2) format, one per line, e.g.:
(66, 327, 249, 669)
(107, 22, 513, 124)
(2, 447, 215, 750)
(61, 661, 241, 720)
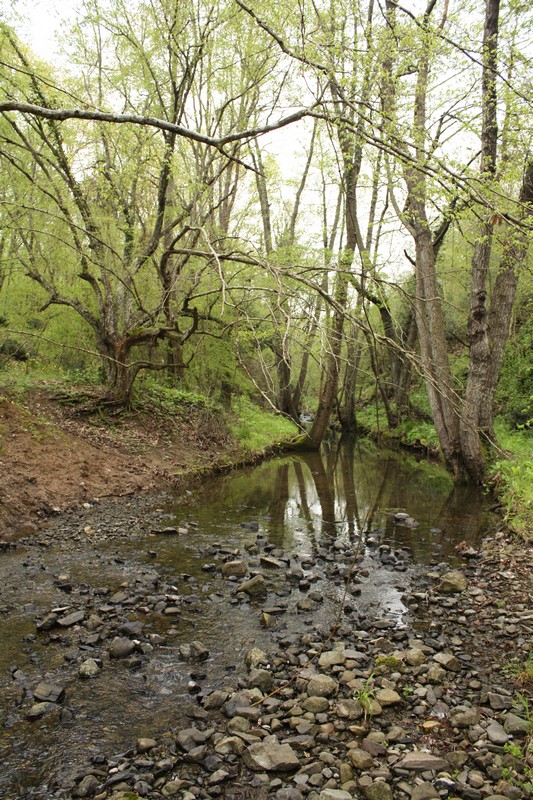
(0, 439, 493, 799)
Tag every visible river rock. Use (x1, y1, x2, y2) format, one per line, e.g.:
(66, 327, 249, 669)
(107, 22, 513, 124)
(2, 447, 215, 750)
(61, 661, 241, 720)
(437, 571, 468, 594)
(303, 696, 330, 713)
(179, 640, 209, 661)
(319, 791, 353, 800)
(335, 699, 363, 719)
(410, 782, 440, 800)
(307, 674, 338, 697)
(504, 712, 530, 736)
(108, 637, 136, 659)
(72, 774, 100, 797)
(33, 681, 65, 703)
(238, 574, 268, 597)
(433, 652, 461, 671)
(243, 736, 300, 772)
(395, 751, 449, 771)
(26, 702, 57, 720)
(318, 649, 347, 668)
(364, 782, 394, 800)
(405, 648, 427, 666)
(214, 736, 245, 756)
(449, 705, 480, 728)
(248, 667, 273, 693)
(245, 647, 268, 669)
(137, 737, 157, 752)
(222, 560, 248, 577)
(79, 658, 101, 678)
(375, 688, 401, 706)
(176, 726, 213, 752)
(347, 748, 374, 769)
(58, 609, 86, 627)
(203, 689, 229, 710)
(486, 720, 509, 744)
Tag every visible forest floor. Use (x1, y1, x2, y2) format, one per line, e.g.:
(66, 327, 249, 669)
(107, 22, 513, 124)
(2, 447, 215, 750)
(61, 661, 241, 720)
(0, 390, 238, 540)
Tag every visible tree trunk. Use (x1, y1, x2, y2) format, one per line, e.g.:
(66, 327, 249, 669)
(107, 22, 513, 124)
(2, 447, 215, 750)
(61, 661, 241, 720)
(459, 0, 500, 481)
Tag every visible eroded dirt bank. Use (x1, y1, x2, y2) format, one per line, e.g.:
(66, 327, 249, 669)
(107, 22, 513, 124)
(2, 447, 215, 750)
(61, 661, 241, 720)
(0, 392, 235, 539)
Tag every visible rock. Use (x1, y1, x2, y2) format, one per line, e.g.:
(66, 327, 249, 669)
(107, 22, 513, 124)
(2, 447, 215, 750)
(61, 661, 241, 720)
(243, 737, 300, 772)
(449, 705, 480, 728)
(108, 637, 136, 659)
(222, 560, 248, 577)
(426, 665, 447, 683)
(405, 648, 427, 666)
(248, 668, 273, 693)
(73, 774, 100, 797)
(364, 782, 394, 800)
(179, 641, 209, 661)
(33, 681, 65, 703)
(303, 696, 330, 713)
(245, 647, 268, 669)
(176, 727, 213, 752)
(203, 690, 229, 710)
(437, 571, 467, 594)
(260, 556, 286, 569)
(36, 612, 59, 631)
(214, 736, 245, 756)
(486, 721, 508, 744)
(395, 751, 449, 771)
(208, 769, 230, 784)
(319, 791, 353, 800)
(433, 652, 461, 671)
(335, 699, 363, 719)
(137, 737, 157, 752)
(307, 674, 338, 698)
(26, 702, 57, 720)
(375, 689, 401, 706)
(238, 574, 268, 597)
(162, 780, 186, 796)
(504, 712, 531, 737)
(58, 610, 86, 627)
(348, 748, 374, 770)
(487, 692, 512, 711)
(411, 782, 440, 800)
(79, 658, 101, 678)
(318, 650, 347, 668)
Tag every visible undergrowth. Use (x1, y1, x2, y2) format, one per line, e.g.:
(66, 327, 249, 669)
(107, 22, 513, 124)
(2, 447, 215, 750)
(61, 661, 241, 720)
(229, 396, 299, 452)
(490, 421, 533, 539)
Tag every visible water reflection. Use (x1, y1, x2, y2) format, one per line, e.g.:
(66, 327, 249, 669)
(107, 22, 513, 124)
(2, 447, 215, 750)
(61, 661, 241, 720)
(181, 438, 491, 563)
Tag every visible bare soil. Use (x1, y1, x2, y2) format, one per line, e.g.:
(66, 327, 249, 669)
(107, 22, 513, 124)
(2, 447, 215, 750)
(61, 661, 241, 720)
(0, 390, 236, 539)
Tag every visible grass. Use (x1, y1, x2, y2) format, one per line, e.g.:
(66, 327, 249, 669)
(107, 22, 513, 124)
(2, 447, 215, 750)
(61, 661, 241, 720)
(229, 396, 299, 452)
(490, 421, 533, 539)
(353, 674, 376, 722)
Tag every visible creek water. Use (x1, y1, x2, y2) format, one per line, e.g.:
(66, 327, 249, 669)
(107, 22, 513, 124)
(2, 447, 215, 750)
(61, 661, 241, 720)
(0, 439, 492, 798)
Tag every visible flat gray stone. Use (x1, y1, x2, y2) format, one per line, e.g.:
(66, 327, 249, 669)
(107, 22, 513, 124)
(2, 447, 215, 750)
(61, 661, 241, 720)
(243, 737, 300, 772)
(33, 682, 65, 703)
(58, 610, 85, 627)
(395, 751, 449, 771)
(486, 721, 508, 744)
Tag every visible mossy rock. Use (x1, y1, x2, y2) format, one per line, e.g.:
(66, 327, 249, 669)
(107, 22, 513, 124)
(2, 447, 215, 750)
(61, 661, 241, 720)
(374, 655, 404, 673)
